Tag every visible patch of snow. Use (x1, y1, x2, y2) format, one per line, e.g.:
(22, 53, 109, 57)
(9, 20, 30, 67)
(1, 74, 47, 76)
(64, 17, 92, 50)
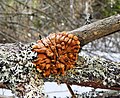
(0, 89, 14, 96)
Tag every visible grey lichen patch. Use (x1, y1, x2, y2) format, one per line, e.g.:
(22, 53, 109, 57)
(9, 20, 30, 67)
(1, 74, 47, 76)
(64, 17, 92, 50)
(44, 55, 120, 90)
(66, 55, 120, 88)
(0, 43, 45, 98)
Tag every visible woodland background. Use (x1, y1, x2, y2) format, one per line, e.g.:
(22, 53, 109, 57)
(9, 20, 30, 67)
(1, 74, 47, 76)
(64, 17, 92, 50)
(0, 0, 120, 61)
(0, 0, 120, 97)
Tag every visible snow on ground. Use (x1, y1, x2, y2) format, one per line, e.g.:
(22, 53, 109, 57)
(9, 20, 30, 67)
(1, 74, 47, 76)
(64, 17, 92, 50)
(44, 82, 92, 98)
(0, 89, 14, 96)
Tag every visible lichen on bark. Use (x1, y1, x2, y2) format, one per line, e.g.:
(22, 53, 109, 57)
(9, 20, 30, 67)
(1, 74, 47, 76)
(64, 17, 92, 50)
(0, 43, 45, 97)
(0, 42, 120, 97)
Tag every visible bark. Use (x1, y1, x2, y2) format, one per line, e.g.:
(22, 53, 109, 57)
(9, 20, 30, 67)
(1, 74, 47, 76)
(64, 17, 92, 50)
(0, 83, 7, 88)
(0, 15, 120, 97)
(0, 43, 44, 97)
(45, 55, 120, 90)
(68, 14, 120, 46)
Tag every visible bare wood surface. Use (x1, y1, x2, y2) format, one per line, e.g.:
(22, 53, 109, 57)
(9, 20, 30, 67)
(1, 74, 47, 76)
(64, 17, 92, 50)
(68, 14, 120, 46)
(0, 83, 7, 88)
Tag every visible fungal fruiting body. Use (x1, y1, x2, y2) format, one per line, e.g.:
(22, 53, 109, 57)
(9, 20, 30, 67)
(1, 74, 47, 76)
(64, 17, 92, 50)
(32, 32, 80, 77)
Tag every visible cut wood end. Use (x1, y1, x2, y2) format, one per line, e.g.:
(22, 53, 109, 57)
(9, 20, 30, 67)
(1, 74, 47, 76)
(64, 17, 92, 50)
(32, 32, 81, 77)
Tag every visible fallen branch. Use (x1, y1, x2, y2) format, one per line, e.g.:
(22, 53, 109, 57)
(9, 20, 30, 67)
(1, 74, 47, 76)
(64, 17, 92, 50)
(66, 84, 76, 98)
(44, 55, 120, 90)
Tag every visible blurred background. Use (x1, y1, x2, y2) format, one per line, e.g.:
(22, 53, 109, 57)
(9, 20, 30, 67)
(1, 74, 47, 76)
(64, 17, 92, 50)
(0, 0, 120, 97)
(0, 0, 120, 61)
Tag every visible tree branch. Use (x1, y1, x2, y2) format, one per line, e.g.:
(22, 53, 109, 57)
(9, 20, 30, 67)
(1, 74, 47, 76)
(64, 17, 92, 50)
(44, 55, 120, 90)
(68, 14, 120, 46)
(66, 84, 76, 98)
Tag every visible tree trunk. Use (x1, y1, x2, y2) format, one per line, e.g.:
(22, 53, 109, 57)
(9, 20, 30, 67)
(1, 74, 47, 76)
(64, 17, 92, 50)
(0, 14, 120, 97)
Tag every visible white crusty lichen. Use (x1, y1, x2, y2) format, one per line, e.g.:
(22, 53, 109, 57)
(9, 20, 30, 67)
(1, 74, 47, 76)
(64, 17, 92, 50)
(66, 55, 120, 88)
(0, 43, 45, 98)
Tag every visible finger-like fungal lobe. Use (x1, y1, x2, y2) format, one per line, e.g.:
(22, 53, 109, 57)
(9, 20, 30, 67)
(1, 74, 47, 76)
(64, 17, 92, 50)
(32, 32, 80, 77)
